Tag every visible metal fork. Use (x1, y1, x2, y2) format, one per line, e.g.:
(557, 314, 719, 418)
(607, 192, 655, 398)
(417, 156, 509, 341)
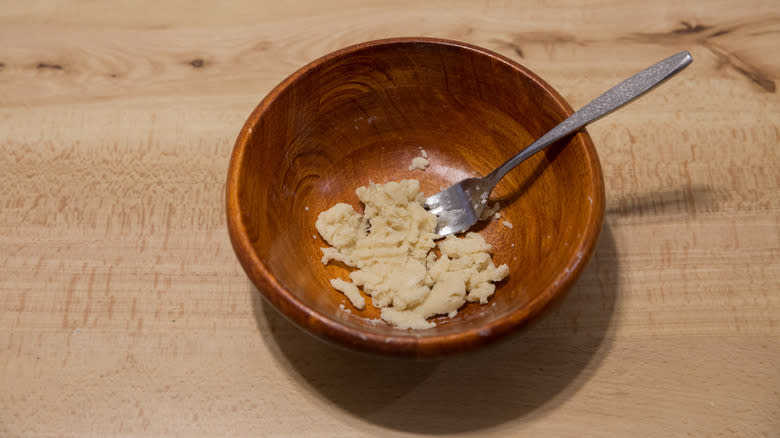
(425, 51, 693, 235)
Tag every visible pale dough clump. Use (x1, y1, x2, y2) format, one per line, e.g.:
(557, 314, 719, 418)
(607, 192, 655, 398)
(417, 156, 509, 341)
(315, 179, 509, 329)
(408, 148, 429, 171)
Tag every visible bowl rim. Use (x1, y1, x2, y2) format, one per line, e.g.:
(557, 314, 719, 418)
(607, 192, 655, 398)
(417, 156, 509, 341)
(226, 37, 605, 357)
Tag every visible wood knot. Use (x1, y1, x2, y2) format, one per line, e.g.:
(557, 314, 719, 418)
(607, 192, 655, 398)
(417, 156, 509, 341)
(190, 59, 205, 68)
(37, 63, 64, 70)
(672, 21, 712, 34)
(710, 29, 732, 37)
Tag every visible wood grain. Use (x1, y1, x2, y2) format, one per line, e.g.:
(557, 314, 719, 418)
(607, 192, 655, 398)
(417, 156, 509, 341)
(1, 0, 779, 436)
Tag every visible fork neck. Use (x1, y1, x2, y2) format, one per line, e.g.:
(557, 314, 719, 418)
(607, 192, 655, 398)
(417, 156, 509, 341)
(484, 132, 558, 186)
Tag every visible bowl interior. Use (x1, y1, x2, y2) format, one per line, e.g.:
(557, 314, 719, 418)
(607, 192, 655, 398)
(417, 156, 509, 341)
(228, 39, 603, 354)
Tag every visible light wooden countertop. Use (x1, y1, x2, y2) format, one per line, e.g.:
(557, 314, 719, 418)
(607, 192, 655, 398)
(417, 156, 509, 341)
(1, 1, 778, 436)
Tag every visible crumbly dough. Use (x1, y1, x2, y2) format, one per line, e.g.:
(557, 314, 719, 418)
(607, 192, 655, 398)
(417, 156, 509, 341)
(408, 148, 429, 171)
(329, 278, 365, 310)
(316, 179, 509, 329)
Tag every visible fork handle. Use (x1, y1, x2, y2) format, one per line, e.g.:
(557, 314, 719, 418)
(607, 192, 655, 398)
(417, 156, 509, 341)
(486, 51, 693, 185)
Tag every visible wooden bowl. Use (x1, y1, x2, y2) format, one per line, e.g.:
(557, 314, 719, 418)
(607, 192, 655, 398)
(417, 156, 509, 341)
(226, 38, 604, 357)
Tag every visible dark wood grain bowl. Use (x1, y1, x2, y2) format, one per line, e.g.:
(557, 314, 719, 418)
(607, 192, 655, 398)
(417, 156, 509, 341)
(226, 38, 605, 357)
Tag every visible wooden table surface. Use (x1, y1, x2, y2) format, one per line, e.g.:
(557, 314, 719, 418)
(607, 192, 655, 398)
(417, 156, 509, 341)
(1, 1, 778, 436)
